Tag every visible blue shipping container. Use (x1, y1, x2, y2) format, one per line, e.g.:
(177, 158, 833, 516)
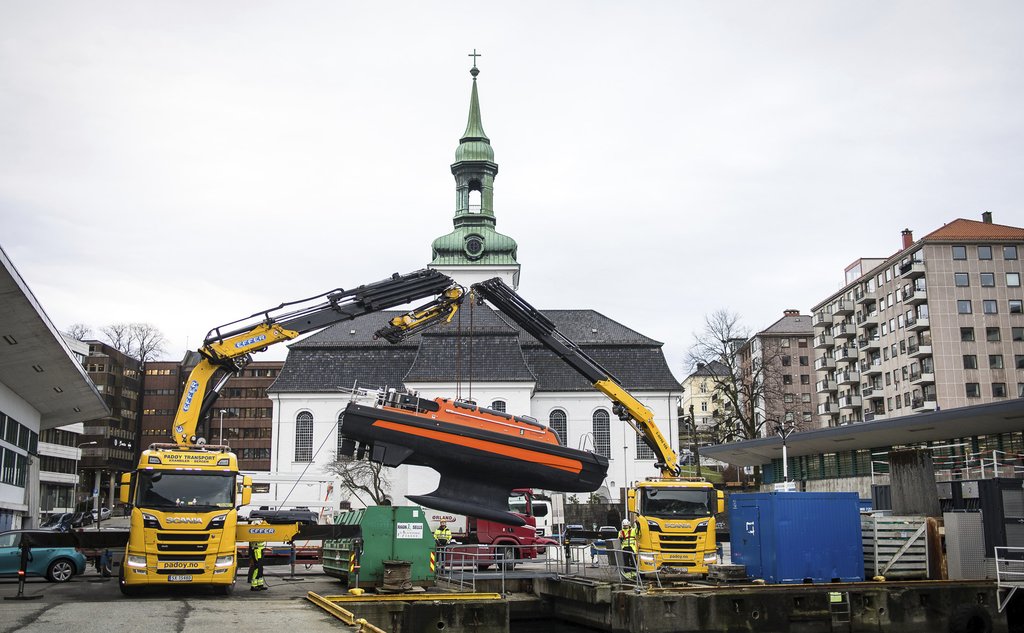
(729, 492, 863, 584)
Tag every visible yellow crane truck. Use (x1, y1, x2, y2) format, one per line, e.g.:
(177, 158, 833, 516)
(118, 270, 464, 595)
(469, 278, 726, 575)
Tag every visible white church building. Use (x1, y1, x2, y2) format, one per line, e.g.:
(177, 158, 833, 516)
(261, 63, 682, 517)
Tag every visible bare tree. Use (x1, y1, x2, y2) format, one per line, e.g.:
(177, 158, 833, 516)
(100, 323, 133, 355)
(685, 310, 789, 444)
(65, 323, 92, 341)
(324, 454, 391, 507)
(130, 323, 167, 362)
(99, 322, 166, 362)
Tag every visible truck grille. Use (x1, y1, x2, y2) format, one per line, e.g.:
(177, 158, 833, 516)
(158, 543, 207, 552)
(157, 554, 207, 562)
(158, 533, 210, 541)
(657, 534, 698, 552)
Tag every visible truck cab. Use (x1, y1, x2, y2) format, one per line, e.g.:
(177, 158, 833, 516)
(629, 478, 725, 575)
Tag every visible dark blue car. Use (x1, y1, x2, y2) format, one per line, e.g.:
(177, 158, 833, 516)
(0, 529, 87, 582)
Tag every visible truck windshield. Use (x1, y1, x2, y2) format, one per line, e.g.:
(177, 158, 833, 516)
(135, 471, 236, 511)
(641, 488, 713, 519)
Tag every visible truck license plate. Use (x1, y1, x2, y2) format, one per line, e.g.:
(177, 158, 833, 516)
(168, 575, 193, 582)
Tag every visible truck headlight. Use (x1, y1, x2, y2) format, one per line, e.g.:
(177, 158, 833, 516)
(215, 555, 234, 568)
(127, 555, 147, 568)
(704, 551, 718, 563)
(638, 553, 656, 564)
(208, 514, 228, 530)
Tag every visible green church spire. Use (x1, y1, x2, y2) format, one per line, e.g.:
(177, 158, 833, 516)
(431, 53, 518, 272)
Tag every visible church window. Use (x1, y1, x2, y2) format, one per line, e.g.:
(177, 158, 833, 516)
(295, 411, 313, 462)
(635, 434, 655, 460)
(592, 409, 611, 458)
(490, 400, 506, 412)
(336, 412, 346, 458)
(468, 188, 482, 213)
(549, 410, 567, 445)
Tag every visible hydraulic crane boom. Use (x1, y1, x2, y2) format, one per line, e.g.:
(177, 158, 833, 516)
(470, 277, 681, 477)
(172, 269, 463, 445)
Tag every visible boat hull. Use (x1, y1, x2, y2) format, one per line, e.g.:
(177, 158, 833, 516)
(340, 401, 609, 525)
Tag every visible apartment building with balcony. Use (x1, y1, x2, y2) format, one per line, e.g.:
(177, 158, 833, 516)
(739, 310, 816, 433)
(811, 213, 1024, 427)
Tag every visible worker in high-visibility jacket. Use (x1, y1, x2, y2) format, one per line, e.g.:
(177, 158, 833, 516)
(248, 540, 268, 591)
(619, 519, 637, 576)
(433, 521, 452, 569)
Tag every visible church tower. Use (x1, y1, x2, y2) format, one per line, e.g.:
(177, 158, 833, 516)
(430, 56, 521, 289)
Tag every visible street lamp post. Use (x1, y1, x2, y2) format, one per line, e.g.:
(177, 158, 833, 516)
(219, 409, 234, 446)
(73, 441, 97, 513)
(774, 421, 795, 482)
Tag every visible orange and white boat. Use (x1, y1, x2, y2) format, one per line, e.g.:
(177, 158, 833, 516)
(339, 390, 609, 525)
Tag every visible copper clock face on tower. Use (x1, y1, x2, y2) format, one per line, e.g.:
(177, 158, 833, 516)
(466, 237, 483, 257)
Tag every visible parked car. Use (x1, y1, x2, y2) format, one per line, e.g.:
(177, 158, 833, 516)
(90, 507, 111, 521)
(39, 513, 74, 532)
(0, 530, 87, 582)
(70, 512, 93, 528)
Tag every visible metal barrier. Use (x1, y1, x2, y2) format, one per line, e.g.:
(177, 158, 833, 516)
(434, 541, 658, 593)
(994, 546, 1024, 613)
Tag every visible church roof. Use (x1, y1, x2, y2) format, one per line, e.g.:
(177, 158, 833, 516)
(270, 304, 680, 393)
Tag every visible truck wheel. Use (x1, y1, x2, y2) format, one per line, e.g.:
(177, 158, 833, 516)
(46, 558, 76, 582)
(498, 546, 516, 572)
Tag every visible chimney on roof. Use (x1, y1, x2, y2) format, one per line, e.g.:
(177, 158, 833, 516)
(982, 211, 993, 224)
(901, 228, 913, 249)
(783, 309, 800, 317)
(696, 363, 705, 370)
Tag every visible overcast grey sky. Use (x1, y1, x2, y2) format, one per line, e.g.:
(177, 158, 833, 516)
(2, 2, 1022, 378)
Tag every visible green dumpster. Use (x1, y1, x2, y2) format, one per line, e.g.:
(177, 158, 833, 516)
(323, 505, 436, 588)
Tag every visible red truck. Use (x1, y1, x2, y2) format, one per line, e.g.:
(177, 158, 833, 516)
(425, 490, 558, 570)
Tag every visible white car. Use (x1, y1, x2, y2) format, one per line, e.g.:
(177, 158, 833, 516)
(90, 507, 112, 521)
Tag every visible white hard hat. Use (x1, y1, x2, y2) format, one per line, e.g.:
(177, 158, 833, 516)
(621, 519, 630, 528)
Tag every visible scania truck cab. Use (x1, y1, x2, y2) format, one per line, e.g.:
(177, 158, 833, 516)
(630, 477, 724, 575)
(119, 444, 251, 594)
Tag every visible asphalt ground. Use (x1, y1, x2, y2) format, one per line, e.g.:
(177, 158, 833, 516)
(0, 564, 359, 633)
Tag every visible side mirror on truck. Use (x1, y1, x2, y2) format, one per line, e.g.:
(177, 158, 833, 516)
(627, 489, 636, 514)
(119, 472, 132, 504)
(240, 475, 252, 507)
(716, 490, 725, 514)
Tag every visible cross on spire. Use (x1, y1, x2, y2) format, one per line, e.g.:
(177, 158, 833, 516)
(468, 48, 482, 68)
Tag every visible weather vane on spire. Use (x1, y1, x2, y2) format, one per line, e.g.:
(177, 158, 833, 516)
(468, 49, 482, 77)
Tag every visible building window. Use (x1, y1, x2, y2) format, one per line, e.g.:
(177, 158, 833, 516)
(784, 393, 794, 404)
(961, 327, 975, 342)
(801, 393, 812, 403)
(701, 401, 708, 412)
(978, 245, 993, 260)
(990, 354, 1004, 369)
(781, 355, 791, 367)
(1004, 245, 1018, 260)
(592, 410, 611, 458)
(490, 400, 506, 413)
(954, 273, 970, 287)
(983, 300, 998, 314)
(963, 355, 978, 370)
(958, 300, 973, 314)
(781, 338, 790, 348)
(1018, 383, 1024, 398)
(636, 434, 655, 460)
(294, 412, 313, 462)
(799, 356, 809, 366)
(966, 383, 981, 398)
(993, 383, 1008, 398)
(952, 246, 967, 260)
(1010, 300, 1023, 314)
(800, 374, 811, 385)
(336, 412, 346, 458)
(798, 338, 808, 348)
(549, 410, 567, 445)
(1008, 273, 1021, 288)
(980, 272, 995, 287)
(987, 327, 1002, 342)
(1013, 327, 1024, 342)
(1016, 355, 1024, 370)
(783, 375, 793, 385)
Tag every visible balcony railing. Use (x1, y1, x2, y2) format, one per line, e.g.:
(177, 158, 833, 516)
(833, 300, 854, 316)
(814, 334, 835, 349)
(816, 379, 838, 393)
(899, 259, 926, 279)
(814, 356, 836, 371)
(834, 346, 858, 364)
